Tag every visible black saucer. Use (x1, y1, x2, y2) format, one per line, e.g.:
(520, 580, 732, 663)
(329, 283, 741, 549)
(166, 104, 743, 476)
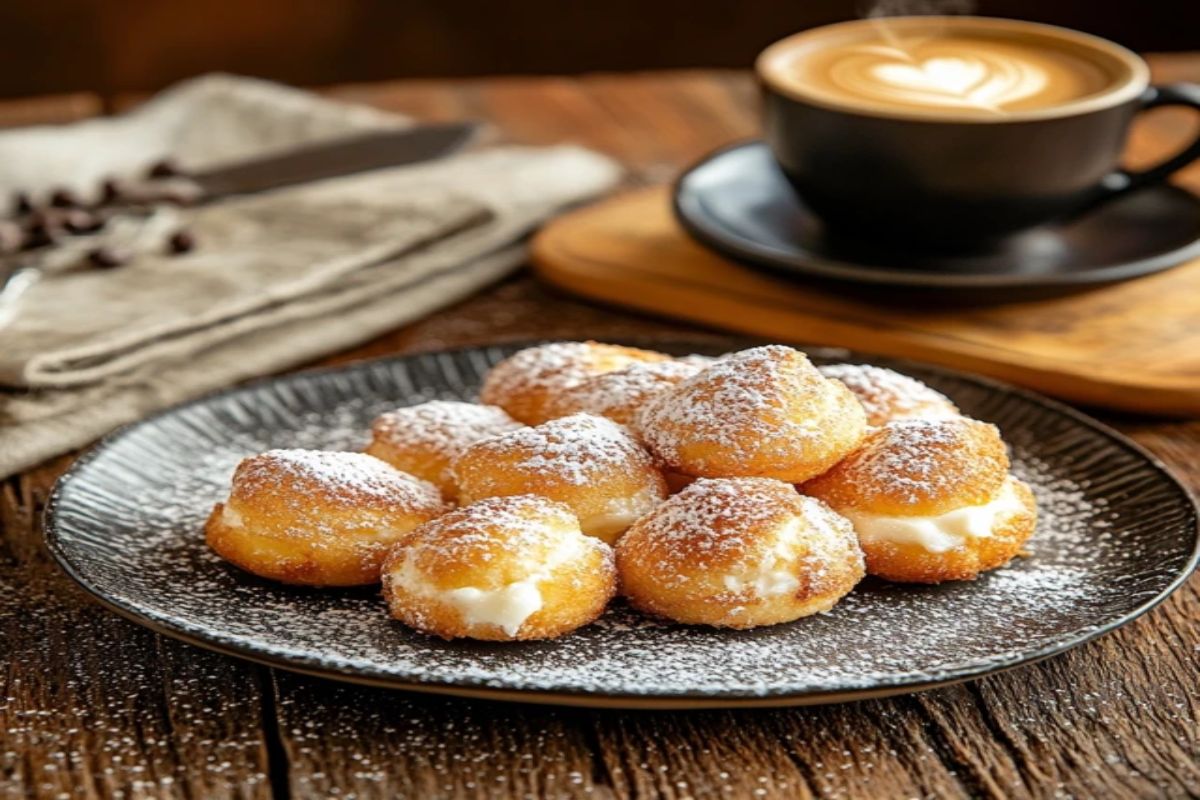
(674, 141, 1200, 302)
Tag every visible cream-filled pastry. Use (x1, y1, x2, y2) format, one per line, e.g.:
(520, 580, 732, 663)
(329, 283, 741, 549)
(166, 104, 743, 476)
(382, 495, 616, 641)
(453, 413, 667, 544)
(638, 345, 868, 482)
(365, 400, 522, 501)
(205, 449, 448, 586)
(615, 477, 865, 628)
(479, 341, 669, 425)
(803, 418, 1037, 583)
(818, 363, 959, 427)
(541, 358, 706, 434)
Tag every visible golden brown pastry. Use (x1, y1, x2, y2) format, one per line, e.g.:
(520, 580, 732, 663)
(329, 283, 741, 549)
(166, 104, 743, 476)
(802, 418, 1038, 583)
(541, 358, 706, 433)
(819, 363, 959, 427)
(382, 495, 616, 641)
(638, 345, 868, 482)
(365, 400, 522, 501)
(453, 413, 667, 544)
(478, 341, 669, 425)
(205, 449, 448, 586)
(616, 477, 864, 628)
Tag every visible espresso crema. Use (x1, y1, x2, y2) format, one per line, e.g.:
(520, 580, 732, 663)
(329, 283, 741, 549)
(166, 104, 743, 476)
(760, 18, 1136, 119)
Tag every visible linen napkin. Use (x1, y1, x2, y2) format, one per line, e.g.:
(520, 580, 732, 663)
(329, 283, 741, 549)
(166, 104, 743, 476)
(0, 75, 622, 478)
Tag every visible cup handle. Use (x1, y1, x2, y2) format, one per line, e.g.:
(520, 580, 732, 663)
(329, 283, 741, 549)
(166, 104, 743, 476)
(1094, 83, 1200, 199)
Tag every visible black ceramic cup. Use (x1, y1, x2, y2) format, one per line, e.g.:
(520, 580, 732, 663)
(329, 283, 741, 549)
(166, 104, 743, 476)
(758, 17, 1200, 251)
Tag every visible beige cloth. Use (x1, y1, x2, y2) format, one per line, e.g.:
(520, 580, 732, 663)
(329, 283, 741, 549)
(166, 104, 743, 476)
(0, 75, 622, 478)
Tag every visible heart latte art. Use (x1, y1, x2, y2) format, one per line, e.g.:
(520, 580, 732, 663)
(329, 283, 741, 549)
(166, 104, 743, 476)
(851, 50, 1047, 112)
(765, 24, 1123, 118)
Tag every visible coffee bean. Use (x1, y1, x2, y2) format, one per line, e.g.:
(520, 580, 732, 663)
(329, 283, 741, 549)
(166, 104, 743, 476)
(50, 188, 81, 208)
(147, 158, 180, 179)
(23, 211, 64, 248)
(100, 177, 124, 204)
(167, 229, 196, 254)
(62, 209, 102, 234)
(87, 246, 130, 269)
(11, 191, 34, 216)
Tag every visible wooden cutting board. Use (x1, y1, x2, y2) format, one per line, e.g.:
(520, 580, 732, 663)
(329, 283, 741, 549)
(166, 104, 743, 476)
(531, 186, 1200, 416)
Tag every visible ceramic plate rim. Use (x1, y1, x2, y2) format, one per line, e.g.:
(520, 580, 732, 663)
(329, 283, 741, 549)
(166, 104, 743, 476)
(672, 140, 1200, 290)
(43, 341, 1200, 709)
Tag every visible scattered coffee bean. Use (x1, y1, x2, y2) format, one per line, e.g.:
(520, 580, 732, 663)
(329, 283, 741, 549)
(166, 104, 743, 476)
(147, 158, 181, 179)
(62, 209, 102, 234)
(167, 229, 196, 254)
(11, 191, 34, 216)
(50, 188, 81, 208)
(87, 246, 130, 269)
(23, 212, 64, 248)
(100, 177, 124, 204)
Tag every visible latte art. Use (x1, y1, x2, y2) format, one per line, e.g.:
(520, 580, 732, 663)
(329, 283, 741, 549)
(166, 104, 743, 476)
(833, 47, 1050, 113)
(760, 19, 1129, 119)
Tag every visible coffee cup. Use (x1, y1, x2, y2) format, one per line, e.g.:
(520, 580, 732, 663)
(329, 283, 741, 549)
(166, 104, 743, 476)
(757, 16, 1200, 250)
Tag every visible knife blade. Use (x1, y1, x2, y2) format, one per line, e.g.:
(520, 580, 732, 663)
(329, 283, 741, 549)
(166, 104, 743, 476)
(189, 121, 480, 199)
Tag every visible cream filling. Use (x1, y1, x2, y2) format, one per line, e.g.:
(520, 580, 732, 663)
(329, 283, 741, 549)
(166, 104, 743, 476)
(577, 487, 662, 541)
(722, 518, 803, 598)
(844, 478, 1023, 554)
(395, 526, 588, 637)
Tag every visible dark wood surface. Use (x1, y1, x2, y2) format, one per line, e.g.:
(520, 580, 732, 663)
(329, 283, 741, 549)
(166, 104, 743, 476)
(2, 63, 1199, 799)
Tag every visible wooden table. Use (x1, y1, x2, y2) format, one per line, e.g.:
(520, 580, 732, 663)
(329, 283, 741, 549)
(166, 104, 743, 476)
(3, 61, 1199, 800)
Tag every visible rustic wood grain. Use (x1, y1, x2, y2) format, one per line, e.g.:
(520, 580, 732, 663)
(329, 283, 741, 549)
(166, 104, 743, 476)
(2, 66, 1199, 800)
(0, 458, 274, 800)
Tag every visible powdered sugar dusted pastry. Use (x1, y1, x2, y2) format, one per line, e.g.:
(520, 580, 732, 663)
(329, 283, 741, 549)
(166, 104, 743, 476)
(616, 478, 864, 628)
(453, 413, 667, 544)
(205, 450, 448, 587)
(542, 358, 706, 433)
(479, 341, 670, 425)
(638, 345, 868, 483)
(365, 401, 522, 501)
(819, 364, 959, 427)
(803, 418, 1037, 583)
(382, 495, 616, 641)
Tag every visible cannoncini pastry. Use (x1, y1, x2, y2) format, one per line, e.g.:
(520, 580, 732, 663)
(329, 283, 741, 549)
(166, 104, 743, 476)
(382, 495, 616, 641)
(802, 417, 1038, 583)
(205, 449, 448, 586)
(453, 413, 668, 544)
(818, 363, 959, 427)
(202, 341, 1041, 642)
(541, 358, 706, 433)
(479, 341, 670, 425)
(616, 477, 865, 628)
(364, 400, 522, 501)
(638, 345, 869, 482)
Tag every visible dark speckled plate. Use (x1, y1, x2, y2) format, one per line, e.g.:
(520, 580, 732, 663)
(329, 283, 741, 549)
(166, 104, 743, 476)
(45, 341, 1199, 709)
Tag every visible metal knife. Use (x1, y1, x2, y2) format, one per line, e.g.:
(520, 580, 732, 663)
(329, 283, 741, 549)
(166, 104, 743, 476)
(0, 122, 479, 326)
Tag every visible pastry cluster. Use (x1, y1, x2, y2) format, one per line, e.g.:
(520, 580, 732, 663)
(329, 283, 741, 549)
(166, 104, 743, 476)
(205, 342, 1037, 642)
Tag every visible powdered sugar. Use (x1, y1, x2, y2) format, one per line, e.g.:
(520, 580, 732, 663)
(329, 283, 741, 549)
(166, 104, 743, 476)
(551, 359, 704, 427)
(820, 363, 958, 426)
(456, 413, 654, 487)
(44, 344, 1196, 704)
(371, 401, 521, 457)
(234, 448, 442, 508)
(638, 345, 858, 471)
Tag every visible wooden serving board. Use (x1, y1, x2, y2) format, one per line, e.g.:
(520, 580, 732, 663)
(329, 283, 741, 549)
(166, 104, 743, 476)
(532, 186, 1200, 416)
